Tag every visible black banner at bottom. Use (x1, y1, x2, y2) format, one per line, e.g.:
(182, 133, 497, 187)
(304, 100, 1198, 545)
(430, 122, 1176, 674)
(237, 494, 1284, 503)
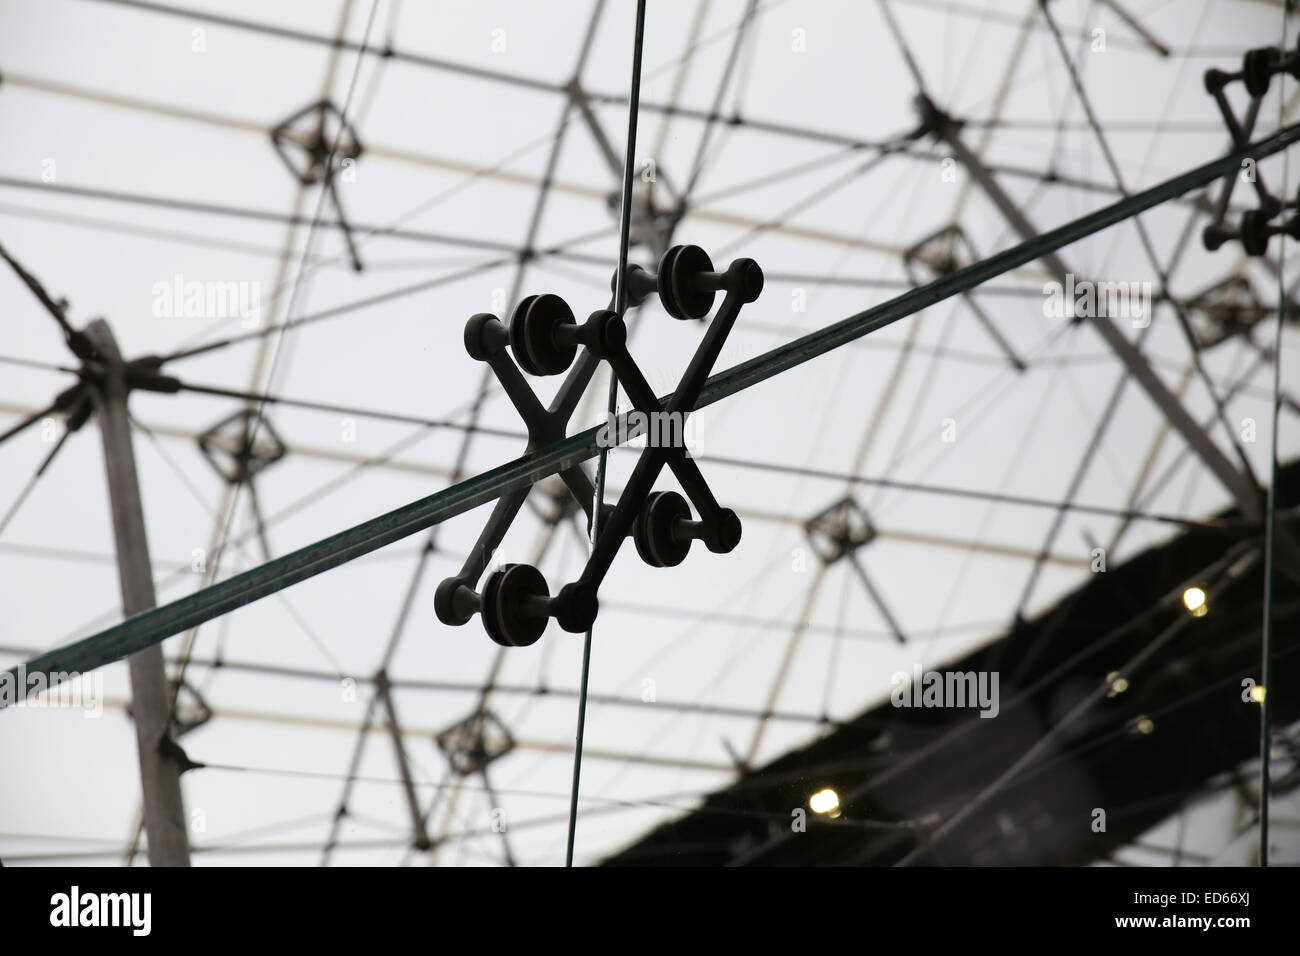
(0, 865, 1273, 941)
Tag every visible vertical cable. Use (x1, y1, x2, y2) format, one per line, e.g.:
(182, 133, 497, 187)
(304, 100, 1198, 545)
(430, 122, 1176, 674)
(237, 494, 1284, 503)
(1260, 4, 1291, 870)
(566, 0, 648, 867)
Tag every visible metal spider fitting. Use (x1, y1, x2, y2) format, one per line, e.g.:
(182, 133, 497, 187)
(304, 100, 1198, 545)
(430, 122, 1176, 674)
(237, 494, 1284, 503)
(1202, 36, 1300, 256)
(434, 245, 764, 647)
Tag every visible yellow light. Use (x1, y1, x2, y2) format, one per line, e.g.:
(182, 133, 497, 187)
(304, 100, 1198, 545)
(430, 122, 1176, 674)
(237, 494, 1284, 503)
(1251, 684, 1267, 704)
(1183, 587, 1207, 615)
(1106, 671, 1129, 697)
(1136, 716, 1155, 735)
(809, 788, 840, 815)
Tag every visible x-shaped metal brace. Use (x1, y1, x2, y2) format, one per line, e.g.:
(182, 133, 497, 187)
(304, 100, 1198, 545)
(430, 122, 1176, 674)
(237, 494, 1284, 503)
(434, 244, 763, 647)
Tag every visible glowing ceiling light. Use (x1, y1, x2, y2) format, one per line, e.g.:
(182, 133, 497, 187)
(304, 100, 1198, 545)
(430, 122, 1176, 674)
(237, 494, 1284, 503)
(1251, 684, 1267, 704)
(809, 788, 840, 815)
(1182, 587, 1208, 617)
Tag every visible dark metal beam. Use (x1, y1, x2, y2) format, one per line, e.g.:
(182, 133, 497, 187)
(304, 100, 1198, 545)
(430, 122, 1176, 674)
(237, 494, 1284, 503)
(83, 320, 191, 867)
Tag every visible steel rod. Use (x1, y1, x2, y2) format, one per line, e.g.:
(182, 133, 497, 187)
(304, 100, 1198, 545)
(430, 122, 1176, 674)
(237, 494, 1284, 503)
(567, 0, 647, 869)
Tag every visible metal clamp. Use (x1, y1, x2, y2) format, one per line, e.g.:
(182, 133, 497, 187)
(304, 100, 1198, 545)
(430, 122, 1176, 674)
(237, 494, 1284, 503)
(1203, 38, 1300, 256)
(435, 244, 763, 646)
